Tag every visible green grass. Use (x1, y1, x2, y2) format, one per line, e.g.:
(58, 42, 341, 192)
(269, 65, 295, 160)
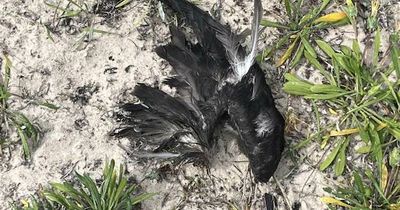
(283, 30, 400, 176)
(366, 0, 380, 31)
(258, 0, 350, 68)
(323, 165, 399, 209)
(0, 53, 41, 160)
(262, 0, 400, 209)
(14, 159, 155, 210)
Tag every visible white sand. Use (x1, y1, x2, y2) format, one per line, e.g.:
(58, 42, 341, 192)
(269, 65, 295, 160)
(1, 0, 398, 209)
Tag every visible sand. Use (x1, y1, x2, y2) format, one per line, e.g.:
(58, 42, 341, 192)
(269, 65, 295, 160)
(0, 0, 399, 209)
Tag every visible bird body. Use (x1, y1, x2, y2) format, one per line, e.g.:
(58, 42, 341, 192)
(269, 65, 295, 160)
(113, 0, 285, 183)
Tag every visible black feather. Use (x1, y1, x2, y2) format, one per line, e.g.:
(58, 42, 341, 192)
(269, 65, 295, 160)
(112, 0, 285, 183)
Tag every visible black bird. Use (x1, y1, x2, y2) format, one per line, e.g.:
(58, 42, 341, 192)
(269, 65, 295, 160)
(113, 0, 285, 183)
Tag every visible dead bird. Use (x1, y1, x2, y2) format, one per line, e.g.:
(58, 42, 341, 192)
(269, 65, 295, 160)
(112, 0, 285, 183)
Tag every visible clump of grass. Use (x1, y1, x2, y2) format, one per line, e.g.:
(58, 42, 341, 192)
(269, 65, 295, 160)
(43, 0, 132, 48)
(322, 142, 400, 209)
(14, 159, 155, 210)
(259, 0, 350, 68)
(322, 152, 400, 209)
(0, 53, 41, 160)
(284, 29, 400, 175)
(261, 0, 399, 209)
(366, 0, 380, 31)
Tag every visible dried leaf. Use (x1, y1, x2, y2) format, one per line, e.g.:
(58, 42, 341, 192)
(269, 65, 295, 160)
(3, 53, 12, 88)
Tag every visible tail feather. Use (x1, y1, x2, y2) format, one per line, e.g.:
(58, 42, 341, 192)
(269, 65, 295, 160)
(113, 103, 187, 145)
(134, 83, 199, 126)
(113, 84, 210, 165)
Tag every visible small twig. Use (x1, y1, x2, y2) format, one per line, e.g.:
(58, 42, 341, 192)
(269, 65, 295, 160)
(61, 161, 79, 179)
(273, 176, 291, 209)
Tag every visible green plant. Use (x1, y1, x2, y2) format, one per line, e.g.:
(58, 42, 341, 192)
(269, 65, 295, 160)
(0, 54, 41, 160)
(15, 159, 155, 210)
(321, 134, 400, 209)
(366, 0, 379, 31)
(284, 30, 400, 176)
(322, 158, 400, 209)
(259, 0, 349, 68)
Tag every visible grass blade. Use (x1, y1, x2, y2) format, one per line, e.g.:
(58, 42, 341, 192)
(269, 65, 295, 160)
(320, 196, 352, 208)
(301, 35, 317, 58)
(290, 43, 304, 67)
(131, 193, 156, 205)
(116, 0, 132, 8)
(334, 138, 350, 176)
(373, 28, 381, 67)
(17, 127, 30, 160)
(3, 53, 12, 88)
(320, 138, 345, 171)
(390, 33, 400, 77)
(316, 40, 335, 58)
(330, 128, 359, 136)
(283, 0, 292, 19)
(260, 19, 290, 29)
(314, 11, 348, 24)
(276, 38, 299, 67)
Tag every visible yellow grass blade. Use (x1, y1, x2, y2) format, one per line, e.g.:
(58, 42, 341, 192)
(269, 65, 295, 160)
(328, 108, 338, 115)
(376, 123, 387, 131)
(314, 12, 348, 23)
(321, 197, 352, 208)
(276, 38, 299, 67)
(389, 204, 400, 210)
(381, 163, 388, 192)
(21, 199, 30, 208)
(330, 128, 359, 136)
(371, 0, 380, 17)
